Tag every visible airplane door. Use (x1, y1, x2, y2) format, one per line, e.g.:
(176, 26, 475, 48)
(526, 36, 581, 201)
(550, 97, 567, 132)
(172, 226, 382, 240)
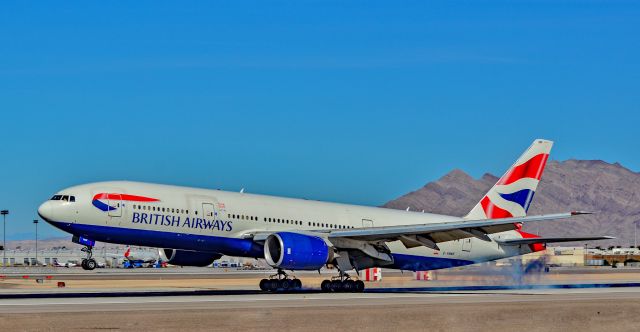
(202, 203, 216, 220)
(362, 219, 374, 228)
(108, 193, 122, 218)
(462, 238, 472, 252)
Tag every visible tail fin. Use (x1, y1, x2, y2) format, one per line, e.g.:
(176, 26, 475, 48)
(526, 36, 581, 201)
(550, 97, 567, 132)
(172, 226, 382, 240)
(465, 139, 553, 220)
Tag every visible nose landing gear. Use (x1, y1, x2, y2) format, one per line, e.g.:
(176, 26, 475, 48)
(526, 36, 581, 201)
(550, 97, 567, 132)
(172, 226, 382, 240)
(259, 269, 302, 292)
(80, 245, 97, 271)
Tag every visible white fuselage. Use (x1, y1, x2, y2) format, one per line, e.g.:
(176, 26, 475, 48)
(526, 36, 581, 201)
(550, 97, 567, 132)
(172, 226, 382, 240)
(38, 181, 531, 271)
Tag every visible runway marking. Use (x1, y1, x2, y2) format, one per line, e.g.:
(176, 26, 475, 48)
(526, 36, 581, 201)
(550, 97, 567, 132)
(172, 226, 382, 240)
(0, 292, 480, 307)
(2, 288, 639, 308)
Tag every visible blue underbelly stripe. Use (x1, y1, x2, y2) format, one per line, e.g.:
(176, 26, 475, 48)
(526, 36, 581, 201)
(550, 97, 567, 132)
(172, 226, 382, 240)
(48, 220, 264, 258)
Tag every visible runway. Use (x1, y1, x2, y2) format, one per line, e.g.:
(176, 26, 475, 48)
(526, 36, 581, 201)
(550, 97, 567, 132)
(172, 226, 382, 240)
(2, 268, 640, 331)
(1, 288, 639, 331)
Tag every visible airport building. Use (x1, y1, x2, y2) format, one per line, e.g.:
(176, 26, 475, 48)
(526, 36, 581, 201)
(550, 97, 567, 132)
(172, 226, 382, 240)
(0, 247, 250, 269)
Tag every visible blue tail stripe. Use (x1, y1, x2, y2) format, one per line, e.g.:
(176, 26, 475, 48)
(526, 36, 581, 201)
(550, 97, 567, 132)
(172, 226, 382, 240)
(499, 189, 536, 212)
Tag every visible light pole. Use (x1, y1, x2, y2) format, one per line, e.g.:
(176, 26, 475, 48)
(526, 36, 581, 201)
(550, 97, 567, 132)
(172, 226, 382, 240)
(635, 221, 638, 249)
(33, 219, 39, 266)
(1, 210, 8, 268)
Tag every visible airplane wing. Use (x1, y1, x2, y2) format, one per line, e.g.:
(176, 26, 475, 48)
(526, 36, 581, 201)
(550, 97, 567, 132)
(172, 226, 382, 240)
(322, 212, 590, 249)
(496, 236, 615, 246)
(248, 212, 595, 252)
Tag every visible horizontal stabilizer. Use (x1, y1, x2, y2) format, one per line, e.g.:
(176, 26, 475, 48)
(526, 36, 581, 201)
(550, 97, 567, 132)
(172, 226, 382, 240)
(498, 236, 614, 246)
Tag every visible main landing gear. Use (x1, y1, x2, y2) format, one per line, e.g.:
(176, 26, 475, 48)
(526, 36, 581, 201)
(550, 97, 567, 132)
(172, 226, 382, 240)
(259, 269, 303, 292)
(321, 272, 364, 293)
(80, 245, 97, 271)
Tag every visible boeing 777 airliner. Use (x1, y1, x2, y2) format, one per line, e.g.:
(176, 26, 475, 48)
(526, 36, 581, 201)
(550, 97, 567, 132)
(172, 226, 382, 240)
(37, 139, 612, 292)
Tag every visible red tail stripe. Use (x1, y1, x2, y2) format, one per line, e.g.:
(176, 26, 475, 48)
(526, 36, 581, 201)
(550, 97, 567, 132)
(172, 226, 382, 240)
(497, 153, 549, 186)
(480, 196, 513, 219)
(515, 229, 546, 252)
(93, 193, 159, 202)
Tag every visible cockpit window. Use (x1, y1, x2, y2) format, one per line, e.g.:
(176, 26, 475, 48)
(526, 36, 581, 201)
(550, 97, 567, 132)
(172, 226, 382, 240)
(51, 195, 76, 202)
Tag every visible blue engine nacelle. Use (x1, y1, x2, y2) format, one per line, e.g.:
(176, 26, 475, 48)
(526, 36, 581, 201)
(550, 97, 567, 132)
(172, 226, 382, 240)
(159, 249, 222, 267)
(264, 232, 333, 270)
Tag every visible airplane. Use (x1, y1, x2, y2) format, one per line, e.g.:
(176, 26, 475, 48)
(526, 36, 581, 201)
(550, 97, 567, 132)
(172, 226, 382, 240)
(37, 139, 613, 292)
(53, 258, 77, 268)
(104, 246, 159, 268)
(124, 246, 159, 267)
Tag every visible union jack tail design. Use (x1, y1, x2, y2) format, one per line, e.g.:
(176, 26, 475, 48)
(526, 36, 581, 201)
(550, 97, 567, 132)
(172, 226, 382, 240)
(465, 139, 553, 220)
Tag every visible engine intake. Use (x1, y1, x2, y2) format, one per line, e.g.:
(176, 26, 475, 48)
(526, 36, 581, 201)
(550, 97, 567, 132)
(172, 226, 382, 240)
(264, 232, 333, 270)
(159, 249, 222, 267)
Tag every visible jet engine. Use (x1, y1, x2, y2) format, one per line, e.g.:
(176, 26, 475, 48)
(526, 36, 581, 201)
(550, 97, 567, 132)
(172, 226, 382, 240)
(264, 232, 334, 270)
(159, 249, 222, 267)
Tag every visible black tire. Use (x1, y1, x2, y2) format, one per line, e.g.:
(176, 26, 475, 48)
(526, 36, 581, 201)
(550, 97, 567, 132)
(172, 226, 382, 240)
(343, 280, 355, 292)
(81, 259, 88, 270)
(321, 280, 331, 292)
(280, 279, 292, 291)
(330, 280, 343, 292)
(268, 279, 280, 292)
(85, 259, 97, 270)
(354, 280, 365, 292)
(293, 279, 302, 290)
(259, 279, 269, 291)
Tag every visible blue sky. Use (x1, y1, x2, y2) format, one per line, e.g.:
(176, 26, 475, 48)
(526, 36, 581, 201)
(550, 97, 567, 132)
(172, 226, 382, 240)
(1, 1, 638, 240)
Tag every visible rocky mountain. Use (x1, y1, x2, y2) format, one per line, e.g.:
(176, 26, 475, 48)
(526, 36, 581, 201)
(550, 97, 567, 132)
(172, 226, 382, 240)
(384, 160, 640, 246)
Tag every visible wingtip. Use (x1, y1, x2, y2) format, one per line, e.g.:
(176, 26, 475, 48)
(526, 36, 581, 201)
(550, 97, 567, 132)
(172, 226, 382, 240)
(571, 211, 594, 216)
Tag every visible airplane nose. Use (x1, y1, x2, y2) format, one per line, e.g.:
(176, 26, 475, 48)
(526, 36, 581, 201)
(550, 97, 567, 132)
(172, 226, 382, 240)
(38, 201, 53, 222)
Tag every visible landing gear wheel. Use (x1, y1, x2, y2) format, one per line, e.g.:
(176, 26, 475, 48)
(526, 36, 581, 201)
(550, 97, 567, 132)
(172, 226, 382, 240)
(259, 279, 269, 291)
(280, 279, 292, 291)
(343, 280, 355, 292)
(84, 258, 97, 270)
(292, 279, 302, 290)
(80, 245, 95, 270)
(354, 280, 365, 292)
(330, 280, 343, 292)
(321, 280, 331, 292)
(268, 279, 279, 292)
